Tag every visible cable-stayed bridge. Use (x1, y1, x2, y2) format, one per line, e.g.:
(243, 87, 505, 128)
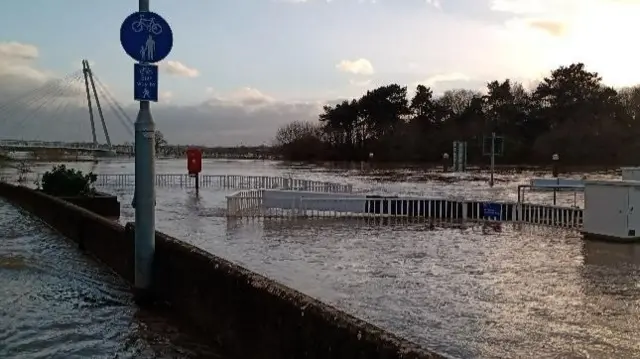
(0, 60, 135, 157)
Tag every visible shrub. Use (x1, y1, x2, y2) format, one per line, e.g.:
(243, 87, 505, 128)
(41, 165, 97, 197)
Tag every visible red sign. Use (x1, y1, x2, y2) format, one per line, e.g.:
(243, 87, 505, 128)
(186, 148, 202, 174)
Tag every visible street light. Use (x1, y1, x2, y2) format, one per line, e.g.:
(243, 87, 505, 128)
(442, 153, 449, 172)
(552, 153, 559, 177)
(552, 153, 560, 205)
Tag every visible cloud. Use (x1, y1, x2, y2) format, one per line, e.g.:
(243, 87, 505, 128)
(0, 42, 52, 98)
(349, 78, 372, 87)
(0, 42, 39, 60)
(0, 44, 322, 147)
(424, 0, 441, 8)
(526, 19, 566, 36)
(336, 58, 374, 75)
(0, 86, 323, 146)
(0, 42, 327, 147)
(160, 60, 200, 78)
(418, 72, 471, 87)
(490, 0, 551, 14)
(160, 91, 173, 102)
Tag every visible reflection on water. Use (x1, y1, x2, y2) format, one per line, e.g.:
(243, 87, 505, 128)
(3, 158, 638, 358)
(0, 200, 222, 359)
(104, 160, 639, 358)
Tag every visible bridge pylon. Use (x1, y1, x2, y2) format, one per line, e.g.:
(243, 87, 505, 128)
(81, 60, 113, 152)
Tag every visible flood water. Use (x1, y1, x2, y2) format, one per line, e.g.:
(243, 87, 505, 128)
(3, 158, 640, 358)
(0, 199, 221, 358)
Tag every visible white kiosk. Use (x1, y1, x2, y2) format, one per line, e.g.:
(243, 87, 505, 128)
(583, 179, 640, 241)
(620, 167, 640, 181)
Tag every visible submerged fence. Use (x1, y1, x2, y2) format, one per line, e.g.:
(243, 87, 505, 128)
(226, 190, 584, 229)
(100, 174, 353, 192)
(0, 173, 353, 193)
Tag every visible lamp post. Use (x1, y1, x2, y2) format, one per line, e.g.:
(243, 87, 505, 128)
(552, 153, 559, 177)
(442, 152, 449, 172)
(552, 153, 560, 205)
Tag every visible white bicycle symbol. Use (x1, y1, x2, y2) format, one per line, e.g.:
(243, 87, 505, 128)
(132, 14, 163, 35)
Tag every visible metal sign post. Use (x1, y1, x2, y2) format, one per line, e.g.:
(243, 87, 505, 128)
(452, 141, 467, 172)
(120, 0, 173, 303)
(483, 133, 504, 188)
(490, 132, 495, 187)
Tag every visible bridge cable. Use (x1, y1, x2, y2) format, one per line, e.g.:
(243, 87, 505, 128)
(7, 74, 83, 140)
(0, 77, 81, 140)
(7, 74, 83, 135)
(0, 79, 72, 131)
(92, 81, 135, 138)
(0, 70, 83, 124)
(33, 75, 89, 142)
(7, 74, 86, 140)
(92, 74, 135, 128)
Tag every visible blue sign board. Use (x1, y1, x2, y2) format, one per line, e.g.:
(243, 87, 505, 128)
(120, 11, 173, 63)
(482, 202, 502, 218)
(134, 63, 158, 102)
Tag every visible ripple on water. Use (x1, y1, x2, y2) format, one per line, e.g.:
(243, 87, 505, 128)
(8, 159, 636, 358)
(0, 199, 222, 359)
(86, 159, 637, 359)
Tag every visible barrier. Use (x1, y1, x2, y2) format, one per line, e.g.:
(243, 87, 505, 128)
(529, 178, 584, 191)
(227, 189, 584, 228)
(0, 182, 445, 359)
(95, 174, 353, 192)
(3, 173, 352, 193)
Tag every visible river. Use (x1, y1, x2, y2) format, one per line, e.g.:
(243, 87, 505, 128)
(0, 198, 222, 358)
(2, 158, 640, 358)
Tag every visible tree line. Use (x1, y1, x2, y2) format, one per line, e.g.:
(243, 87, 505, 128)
(273, 63, 640, 166)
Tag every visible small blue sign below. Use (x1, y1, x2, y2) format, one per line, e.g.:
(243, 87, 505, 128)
(134, 63, 158, 102)
(120, 11, 173, 63)
(483, 203, 502, 218)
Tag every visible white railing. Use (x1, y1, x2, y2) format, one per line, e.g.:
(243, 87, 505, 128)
(226, 190, 264, 217)
(226, 190, 584, 229)
(3, 173, 353, 193)
(93, 174, 352, 192)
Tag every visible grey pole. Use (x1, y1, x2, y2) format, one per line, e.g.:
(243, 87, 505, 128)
(489, 132, 495, 187)
(134, 0, 156, 304)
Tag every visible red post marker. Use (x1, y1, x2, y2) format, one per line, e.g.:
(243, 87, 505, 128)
(186, 148, 202, 191)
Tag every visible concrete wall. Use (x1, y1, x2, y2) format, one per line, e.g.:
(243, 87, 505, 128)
(59, 191, 121, 218)
(0, 182, 446, 359)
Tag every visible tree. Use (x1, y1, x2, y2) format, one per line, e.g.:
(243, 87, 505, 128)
(155, 130, 168, 149)
(271, 62, 640, 166)
(274, 121, 323, 161)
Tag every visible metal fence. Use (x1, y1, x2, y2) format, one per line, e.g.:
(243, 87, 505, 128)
(92, 174, 352, 192)
(226, 190, 584, 229)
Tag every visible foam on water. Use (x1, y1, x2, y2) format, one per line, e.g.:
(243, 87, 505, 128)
(0, 199, 222, 359)
(4, 158, 639, 358)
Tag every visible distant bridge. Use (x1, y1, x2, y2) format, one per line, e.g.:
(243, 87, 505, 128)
(0, 62, 275, 158)
(0, 139, 131, 154)
(0, 59, 135, 155)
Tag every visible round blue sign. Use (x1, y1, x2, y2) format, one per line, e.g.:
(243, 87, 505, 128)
(120, 11, 173, 63)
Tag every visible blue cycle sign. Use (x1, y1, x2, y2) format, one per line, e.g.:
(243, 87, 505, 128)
(120, 11, 173, 63)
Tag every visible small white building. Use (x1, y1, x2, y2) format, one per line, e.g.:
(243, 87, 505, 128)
(620, 167, 640, 181)
(583, 180, 640, 241)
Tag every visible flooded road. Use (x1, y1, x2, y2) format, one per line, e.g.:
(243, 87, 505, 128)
(3, 158, 640, 358)
(0, 199, 221, 359)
